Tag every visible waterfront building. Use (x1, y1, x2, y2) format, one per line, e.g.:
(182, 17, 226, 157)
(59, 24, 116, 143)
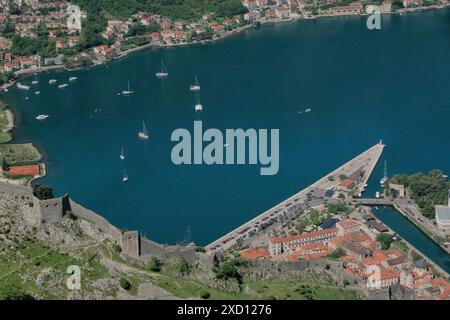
(381, 0, 392, 13)
(331, 2, 363, 15)
(403, 0, 421, 8)
(275, 7, 292, 19)
(435, 190, 450, 235)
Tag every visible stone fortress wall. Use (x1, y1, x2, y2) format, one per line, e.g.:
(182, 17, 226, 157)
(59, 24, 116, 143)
(0, 182, 196, 260)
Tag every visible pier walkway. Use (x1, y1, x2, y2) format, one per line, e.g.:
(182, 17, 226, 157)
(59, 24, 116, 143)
(206, 142, 385, 253)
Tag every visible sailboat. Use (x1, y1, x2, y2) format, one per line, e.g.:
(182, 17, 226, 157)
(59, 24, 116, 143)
(190, 75, 201, 92)
(380, 160, 388, 185)
(31, 74, 39, 85)
(122, 80, 134, 95)
(122, 168, 129, 182)
(120, 146, 125, 160)
(138, 121, 149, 140)
(194, 91, 203, 112)
(155, 60, 168, 78)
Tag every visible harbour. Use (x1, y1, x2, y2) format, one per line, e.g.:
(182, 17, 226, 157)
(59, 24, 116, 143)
(2, 9, 450, 246)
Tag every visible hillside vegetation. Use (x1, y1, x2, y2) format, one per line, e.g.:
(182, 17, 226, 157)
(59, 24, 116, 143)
(73, 0, 247, 21)
(392, 169, 450, 218)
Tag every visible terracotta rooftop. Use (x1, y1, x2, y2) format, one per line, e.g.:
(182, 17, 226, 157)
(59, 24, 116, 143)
(240, 247, 270, 260)
(270, 228, 338, 244)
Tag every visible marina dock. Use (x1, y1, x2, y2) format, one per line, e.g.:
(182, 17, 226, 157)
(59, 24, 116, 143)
(206, 142, 385, 253)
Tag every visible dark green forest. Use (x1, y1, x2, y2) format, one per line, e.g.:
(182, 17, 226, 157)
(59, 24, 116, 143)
(73, 0, 247, 21)
(392, 170, 450, 218)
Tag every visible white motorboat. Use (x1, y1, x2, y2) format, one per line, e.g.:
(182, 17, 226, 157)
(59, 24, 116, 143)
(17, 83, 30, 90)
(36, 114, 49, 120)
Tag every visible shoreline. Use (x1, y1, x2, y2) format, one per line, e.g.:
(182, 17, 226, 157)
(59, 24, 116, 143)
(1, 3, 449, 92)
(0, 5, 449, 245)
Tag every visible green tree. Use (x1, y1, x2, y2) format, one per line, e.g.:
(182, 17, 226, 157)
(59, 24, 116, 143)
(148, 257, 162, 272)
(377, 233, 395, 250)
(32, 184, 54, 200)
(119, 278, 132, 291)
(216, 261, 242, 283)
(0, 283, 35, 300)
(178, 258, 190, 275)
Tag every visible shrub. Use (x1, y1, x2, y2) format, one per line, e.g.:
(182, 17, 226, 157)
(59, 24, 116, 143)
(148, 257, 162, 272)
(119, 278, 132, 291)
(200, 290, 210, 299)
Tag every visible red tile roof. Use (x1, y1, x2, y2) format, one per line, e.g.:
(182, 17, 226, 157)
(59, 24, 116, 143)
(240, 247, 270, 260)
(270, 228, 338, 244)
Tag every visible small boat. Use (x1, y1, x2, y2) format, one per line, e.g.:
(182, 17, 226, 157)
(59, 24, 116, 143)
(122, 169, 129, 182)
(190, 75, 201, 91)
(36, 114, 49, 120)
(298, 108, 311, 114)
(122, 80, 134, 95)
(49, 79, 57, 84)
(35, 91, 41, 95)
(113, 53, 127, 60)
(155, 60, 168, 78)
(443, 175, 448, 179)
(120, 146, 125, 161)
(32, 74, 39, 85)
(69, 77, 78, 82)
(138, 121, 149, 140)
(375, 191, 380, 199)
(194, 91, 203, 112)
(58, 83, 68, 89)
(17, 83, 30, 90)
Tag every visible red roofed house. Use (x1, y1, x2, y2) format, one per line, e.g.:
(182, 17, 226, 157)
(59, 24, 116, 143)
(339, 178, 355, 189)
(269, 228, 338, 255)
(240, 247, 270, 260)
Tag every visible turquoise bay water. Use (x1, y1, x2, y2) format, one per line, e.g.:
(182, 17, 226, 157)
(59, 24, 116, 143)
(374, 206, 450, 273)
(3, 10, 450, 245)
